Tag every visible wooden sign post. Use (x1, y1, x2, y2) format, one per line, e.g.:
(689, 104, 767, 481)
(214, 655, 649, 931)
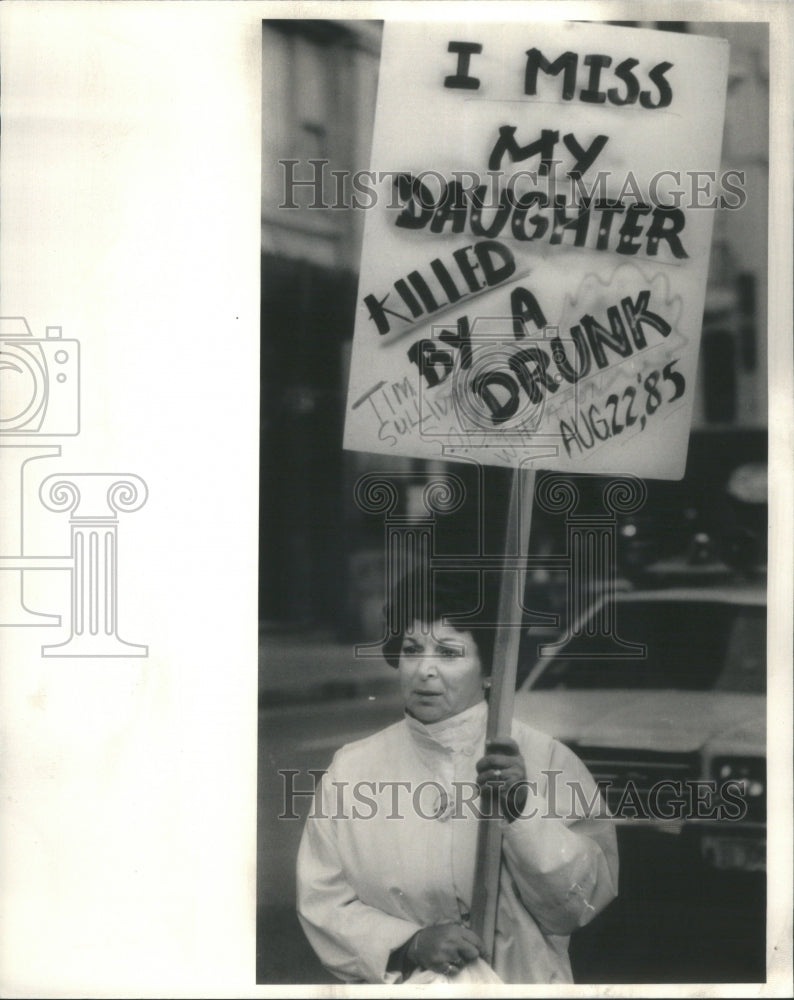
(470, 465, 535, 960)
(343, 19, 729, 972)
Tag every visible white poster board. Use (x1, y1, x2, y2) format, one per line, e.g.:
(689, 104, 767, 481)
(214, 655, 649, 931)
(344, 21, 729, 479)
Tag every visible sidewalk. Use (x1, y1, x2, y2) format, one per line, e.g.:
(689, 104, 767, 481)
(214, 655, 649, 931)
(259, 627, 400, 706)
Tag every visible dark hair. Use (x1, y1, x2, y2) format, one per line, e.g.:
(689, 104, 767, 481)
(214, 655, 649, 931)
(381, 566, 497, 674)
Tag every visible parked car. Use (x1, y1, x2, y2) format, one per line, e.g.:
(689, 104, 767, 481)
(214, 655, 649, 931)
(514, 582, 766, 873)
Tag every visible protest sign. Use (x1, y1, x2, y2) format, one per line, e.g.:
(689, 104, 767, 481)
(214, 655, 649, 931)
(343, 21, 729, 479)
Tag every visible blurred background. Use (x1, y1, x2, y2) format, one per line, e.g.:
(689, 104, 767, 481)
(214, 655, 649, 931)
(258, 19, 768, 985)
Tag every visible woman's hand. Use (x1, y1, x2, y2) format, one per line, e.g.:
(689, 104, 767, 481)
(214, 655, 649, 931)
(406, 922, 484, 974)
(476, 736, 529, 821)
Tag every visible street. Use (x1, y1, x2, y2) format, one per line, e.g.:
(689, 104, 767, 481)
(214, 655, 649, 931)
(256, 684, 765, 985)
(257, 688, 404, 984)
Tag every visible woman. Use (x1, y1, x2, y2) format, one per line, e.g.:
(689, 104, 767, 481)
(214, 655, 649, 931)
(296, 570, 618, 983)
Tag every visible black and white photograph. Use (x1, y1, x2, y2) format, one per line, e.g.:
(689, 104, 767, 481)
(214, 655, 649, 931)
(0, 2, 791, 997)
(257, 9, 786, 990)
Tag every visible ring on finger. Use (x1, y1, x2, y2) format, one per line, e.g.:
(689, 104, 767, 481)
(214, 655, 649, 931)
(493, 768, 502, 779)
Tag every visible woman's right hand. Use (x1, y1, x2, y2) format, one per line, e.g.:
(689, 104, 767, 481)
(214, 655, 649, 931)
(407, 922, 485, 974)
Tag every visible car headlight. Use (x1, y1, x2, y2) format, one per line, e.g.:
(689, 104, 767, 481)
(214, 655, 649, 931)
(712, 756, 766, 819)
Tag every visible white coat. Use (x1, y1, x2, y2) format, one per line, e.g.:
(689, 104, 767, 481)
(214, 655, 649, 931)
(296, 700, 618, 984)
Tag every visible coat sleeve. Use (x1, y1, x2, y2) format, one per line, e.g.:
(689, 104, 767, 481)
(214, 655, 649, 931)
(499, 736, 619, 936)
(296, 765, 423, 983)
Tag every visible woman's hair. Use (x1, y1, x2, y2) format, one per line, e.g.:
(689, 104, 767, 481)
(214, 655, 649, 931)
(381, 566, 497, 674)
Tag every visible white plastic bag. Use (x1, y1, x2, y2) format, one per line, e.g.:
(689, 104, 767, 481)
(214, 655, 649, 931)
(405, 957, 503, 984)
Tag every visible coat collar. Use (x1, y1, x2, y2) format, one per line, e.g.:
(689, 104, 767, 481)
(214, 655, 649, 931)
(404, 699, 487, 755)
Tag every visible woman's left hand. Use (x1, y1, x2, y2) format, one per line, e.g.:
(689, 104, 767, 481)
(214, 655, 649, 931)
(475, 736, 528, 821)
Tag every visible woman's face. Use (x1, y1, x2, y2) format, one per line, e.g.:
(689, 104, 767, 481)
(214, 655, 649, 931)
(398, 619, 485, 724)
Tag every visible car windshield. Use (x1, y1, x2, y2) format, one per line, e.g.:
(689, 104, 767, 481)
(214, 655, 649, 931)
(530, 600, 766, 693)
